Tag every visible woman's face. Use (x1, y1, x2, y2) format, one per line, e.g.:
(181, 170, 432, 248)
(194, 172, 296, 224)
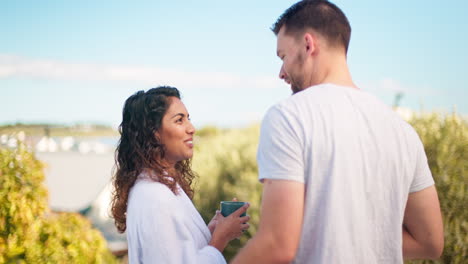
(157, 97, 195, 166)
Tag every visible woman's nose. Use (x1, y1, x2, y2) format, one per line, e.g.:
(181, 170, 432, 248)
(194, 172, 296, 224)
(187, 121, 195, 135)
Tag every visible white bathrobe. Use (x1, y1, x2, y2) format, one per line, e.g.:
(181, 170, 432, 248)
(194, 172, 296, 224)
(126, 173, 226, 264)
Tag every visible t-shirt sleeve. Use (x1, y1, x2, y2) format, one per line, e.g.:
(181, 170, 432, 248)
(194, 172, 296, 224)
(135, 186, 226, 264)
(409, 136, 435, 193)
(257, 105, 304, 183)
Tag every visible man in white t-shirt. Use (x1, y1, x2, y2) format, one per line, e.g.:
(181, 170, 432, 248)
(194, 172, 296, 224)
(232, 0, 444, 263)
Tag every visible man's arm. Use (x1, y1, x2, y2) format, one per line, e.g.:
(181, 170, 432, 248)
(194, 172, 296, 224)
(403, 185, 444, 260)
(231, 179, 304, 264)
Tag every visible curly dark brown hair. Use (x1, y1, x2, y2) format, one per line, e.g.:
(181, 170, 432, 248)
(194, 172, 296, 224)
(111, 86, 196, 233)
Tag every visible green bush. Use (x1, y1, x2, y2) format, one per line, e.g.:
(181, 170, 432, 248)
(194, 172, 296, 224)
(31, 213, 117, 263)
(0, 143, 118, 263)
(407, 113, 467, 264)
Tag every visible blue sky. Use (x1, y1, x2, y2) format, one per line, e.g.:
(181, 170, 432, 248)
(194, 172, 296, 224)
(1, 0, 467, 128)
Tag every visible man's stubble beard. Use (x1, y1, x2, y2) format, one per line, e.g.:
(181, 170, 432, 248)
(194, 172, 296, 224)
(290, 52, 307, 94)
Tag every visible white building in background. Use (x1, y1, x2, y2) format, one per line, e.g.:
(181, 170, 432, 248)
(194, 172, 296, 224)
(60, 136, 75, 151)
(78, 141, 92, 154)
(78, 140, 112, 154)
(1, 131, 28, 148)
(0, 134, 7, 145)
(36, 137, 58, 152)
(0, 134, 8, 145)
(92, 142, 109, 154)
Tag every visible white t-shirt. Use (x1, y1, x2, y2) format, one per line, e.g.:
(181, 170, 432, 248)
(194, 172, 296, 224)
(257, 83, 434, 263)
(126, 173, 226, 264)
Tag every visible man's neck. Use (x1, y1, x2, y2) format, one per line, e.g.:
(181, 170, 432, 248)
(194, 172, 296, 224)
(316, 53, 357, 89)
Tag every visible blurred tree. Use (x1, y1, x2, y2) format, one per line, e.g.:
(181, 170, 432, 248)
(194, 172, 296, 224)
(407, 113, 467, 264)
(0, 143, 118, 263)
(195, 125, 224, 138)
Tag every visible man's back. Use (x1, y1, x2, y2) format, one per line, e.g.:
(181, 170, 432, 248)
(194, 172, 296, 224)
(257, 83, 434, 263)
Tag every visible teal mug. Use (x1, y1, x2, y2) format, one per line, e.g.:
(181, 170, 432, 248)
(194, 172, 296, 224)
(220, 201, 247, 217)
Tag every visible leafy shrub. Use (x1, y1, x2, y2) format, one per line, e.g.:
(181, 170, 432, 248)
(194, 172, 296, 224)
(0, 143, 118, 263)
(30, 213, 117, 263)
(0, 144, 47, 263)
(407, 113, 467, 263)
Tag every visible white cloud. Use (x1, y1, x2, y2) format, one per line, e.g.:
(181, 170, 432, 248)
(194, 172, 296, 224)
(0, 54, 281, 90)
(362, 77, 442, 96)
(379, 78, 407, 93)
(359, 78, 408, 94)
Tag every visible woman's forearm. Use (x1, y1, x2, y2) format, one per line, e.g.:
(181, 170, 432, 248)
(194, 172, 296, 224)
(209, 234, 228, 253)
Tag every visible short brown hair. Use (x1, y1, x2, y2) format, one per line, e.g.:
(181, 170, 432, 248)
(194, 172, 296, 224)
(272, 0, 351, 53)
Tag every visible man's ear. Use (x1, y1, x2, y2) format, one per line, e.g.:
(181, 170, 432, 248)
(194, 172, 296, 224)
(304, 33, 317, 56)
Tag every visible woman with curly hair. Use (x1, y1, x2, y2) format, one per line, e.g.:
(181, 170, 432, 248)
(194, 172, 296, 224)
(111, 86, 250, 263)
